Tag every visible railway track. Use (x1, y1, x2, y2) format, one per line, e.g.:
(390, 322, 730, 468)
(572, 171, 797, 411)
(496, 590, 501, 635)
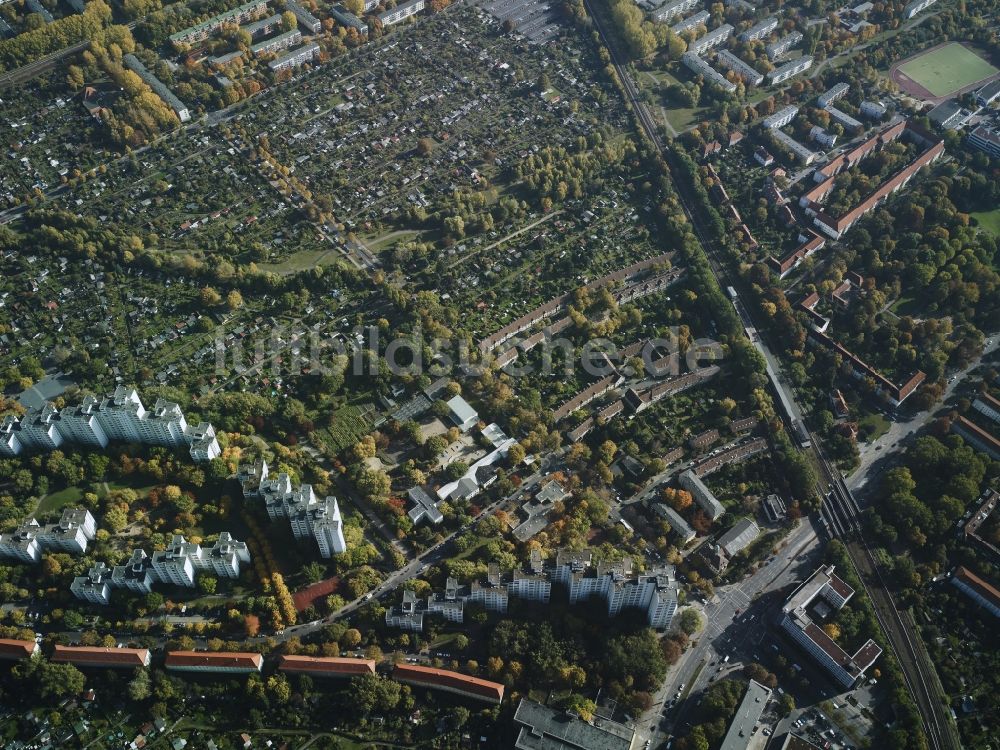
(580, 2, 958, 748)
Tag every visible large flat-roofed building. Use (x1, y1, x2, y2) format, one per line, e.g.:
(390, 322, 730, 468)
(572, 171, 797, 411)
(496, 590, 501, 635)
(672, 10, 709, 34)
(37, 508, 97, 555)
(766, 30, 802, 60)
(771, 129, 818, 164)
(250, 29, 303, 56)
(679, 469, 725, 520)
(378, 0, 425, 26)
(277, 655, 376, 677)
(689, 23, 733, 54)
(0, 386, 219, 462)
(763, 105, 798, 129)
(779, 565, 882, 688)
(151, 534, 200, 587)
(739, 16, 778, 42)
(170, 0, 269, 44)
(974, 79, 1000, 107)
(825, 105, 863, 133)
(241, 13, 283, 38)
(71, 562, 113, 605)
(268, 41, 320, 71)
(768, 55, 813, 84)
(652, 502, 696, 543)
(648, 0, 699, 23)
(124, 55, 191, 123)
(446, 395, 479, 431)
(393, 664, 504, 704)
(860, 100, 887, 119)
(683, 52, 737, 94)
(407, 485, 443, 525)
(52, 645, 152, 669)
(951, 566, 1000, 618)
(285, 0, 321, 33)
(0, 520, 42, 563)
(111, 549, 155, 594)
(330, 4, 368, 32)
(0, 638, 39, 661)
(513, 698, 642, 750)
(715, 50, 764, 86)
(194, 532, 251, 578)
(903, 0, 936, 19)
(165, 651, 263, 673)
(720, 680, 772, 750)
(818, 82, 849, 108)
(968, 124, 1000, 159)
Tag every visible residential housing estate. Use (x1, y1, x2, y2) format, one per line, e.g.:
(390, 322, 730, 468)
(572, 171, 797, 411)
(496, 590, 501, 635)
(0, 386, 220, 462)
(238, 460, 347, 558)
(0, 508, 96, 563)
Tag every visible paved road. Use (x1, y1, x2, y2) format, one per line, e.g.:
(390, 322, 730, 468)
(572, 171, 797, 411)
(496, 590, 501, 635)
(848, 336, 1000, 492)
(639, 518, 819, 745)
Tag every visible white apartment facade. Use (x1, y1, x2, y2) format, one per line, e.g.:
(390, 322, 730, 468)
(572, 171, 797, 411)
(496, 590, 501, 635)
(71, 562, 113, 605)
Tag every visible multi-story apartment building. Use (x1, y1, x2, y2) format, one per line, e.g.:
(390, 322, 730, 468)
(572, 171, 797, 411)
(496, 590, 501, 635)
(268, 42, 320, 71)
(165, 651, 264, 673)
(250, 29, 303, 56)
(679, 469, 726, 521)
(57, 395, 109, 448)
(768, 55, 813, 84)
(151, 535, 200, 587)
(239, 461, 347, 558)
(0, 520, 42, 562)
(765, 30, 802, 60)
(762, 105, 798, 129)
(817, 82, 849, 108)
(0, 386, 219, 462)
(0, 415, 22, 456)
(111, 549, 155, 594)
(0, 508, 96, 562)
(780, 566, 882, 688)
(903, 0, 936, 19)
(194, 532, 251, 578)
(689, 23, 733, 55)
(683, 52, 737, 94)
(950, 566, 1000, 619)
(169, 0, 269, 45)
(37, 508, 97, 554)
(285, 0, 321, 33)
(52, 645, 152, 668)
(738, 16, 778, 42)
(71, 562, 113, 605)
(715, 50, 764, 86)
(968, 124, 1000, 160)
(388, 549, 677, 632)
(648, 0, 700, 23)
(378, 0, 425, 27)
(18, 404, 64, 450)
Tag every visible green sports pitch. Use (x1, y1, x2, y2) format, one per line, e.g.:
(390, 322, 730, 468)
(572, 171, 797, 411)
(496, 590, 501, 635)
(897, 43, 998, 98)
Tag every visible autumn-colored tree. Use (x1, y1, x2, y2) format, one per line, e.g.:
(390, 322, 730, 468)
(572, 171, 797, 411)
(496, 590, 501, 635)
(244, 614, 260, 637)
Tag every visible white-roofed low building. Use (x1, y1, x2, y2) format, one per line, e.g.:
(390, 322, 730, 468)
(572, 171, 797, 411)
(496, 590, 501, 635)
(446, 395, 479, 431)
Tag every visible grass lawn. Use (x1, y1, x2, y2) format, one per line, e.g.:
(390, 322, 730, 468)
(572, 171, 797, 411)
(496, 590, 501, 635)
(897, 43, 998, 97)
(890, 294, 919, 316)
(34, 485, 86, 515)
(971, 208, 1000, 237)
(857, 412, 891, 442)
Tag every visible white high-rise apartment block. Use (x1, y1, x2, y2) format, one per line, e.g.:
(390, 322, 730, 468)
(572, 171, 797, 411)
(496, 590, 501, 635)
(151, 535, 200, 587)
(239, 461, 349, 559)
(57, 395, 110, 448)
(0, 386, 220, 462)
(0, 520, 42, 562)
(111, 549, 155, 593)
(18, 404, 64, 450)
(194, 532, 251, 577)
(0, 415, 23, 456)
(37, 508, 97, 554)
(0, 509, 96, 562)
(71, 562, 113, 605)
(310, 497, 347, 558)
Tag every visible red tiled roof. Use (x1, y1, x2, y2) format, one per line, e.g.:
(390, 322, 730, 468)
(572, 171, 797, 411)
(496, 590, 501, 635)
(393, 664, 505, 703)
(0, 638, 36, 660)
(165, 651, 262, 670)
(52, 645, 150, 668)
(277, 655, 375, 677)
(954, 566, 1000, 608)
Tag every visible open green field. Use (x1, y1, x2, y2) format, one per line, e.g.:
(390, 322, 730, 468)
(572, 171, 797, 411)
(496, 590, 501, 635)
(897, 44, 998, 97)
(971, 208, 1000, 237)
